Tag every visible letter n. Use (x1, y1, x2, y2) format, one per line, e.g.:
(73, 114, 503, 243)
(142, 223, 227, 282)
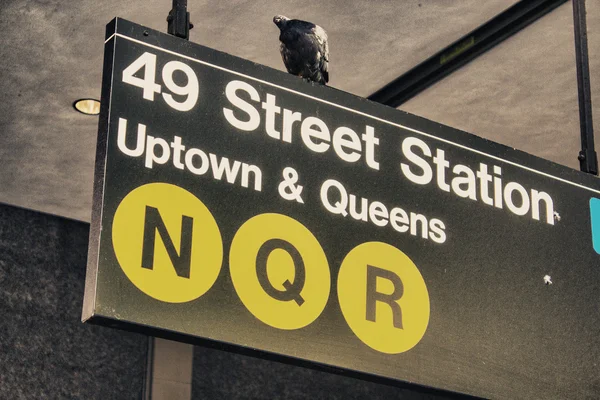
(365, 265, 404, 329)
(141, 206, 193, 278)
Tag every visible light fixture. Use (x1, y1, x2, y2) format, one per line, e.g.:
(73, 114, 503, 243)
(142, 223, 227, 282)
(73, 99, 101, 115)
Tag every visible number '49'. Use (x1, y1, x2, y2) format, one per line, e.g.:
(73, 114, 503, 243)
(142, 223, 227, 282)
(122, 52, 199, 112)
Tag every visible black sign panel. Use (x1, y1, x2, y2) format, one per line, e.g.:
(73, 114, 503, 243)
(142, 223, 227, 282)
(83, 18, 600, 399)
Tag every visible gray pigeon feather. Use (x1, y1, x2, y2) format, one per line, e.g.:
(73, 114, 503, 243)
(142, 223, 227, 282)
(273, 15, 329, 85)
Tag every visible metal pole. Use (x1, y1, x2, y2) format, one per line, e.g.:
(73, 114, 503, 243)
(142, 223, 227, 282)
(572, 0, 598, 175)
(167, 0, 193, 40)
(142, 337, 154, 400)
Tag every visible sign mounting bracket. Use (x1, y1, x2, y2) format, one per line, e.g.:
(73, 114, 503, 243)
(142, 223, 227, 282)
(167, 0, 193, 40)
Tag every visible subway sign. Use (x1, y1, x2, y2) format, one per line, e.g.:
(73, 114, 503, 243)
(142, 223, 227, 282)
(83, 19, 600, 399)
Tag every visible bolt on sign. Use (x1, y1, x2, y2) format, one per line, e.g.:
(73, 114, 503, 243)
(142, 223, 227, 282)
(83, 18, 600, 399)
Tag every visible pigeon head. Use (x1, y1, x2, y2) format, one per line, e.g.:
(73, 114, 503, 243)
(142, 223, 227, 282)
(273, 15, 290, 30)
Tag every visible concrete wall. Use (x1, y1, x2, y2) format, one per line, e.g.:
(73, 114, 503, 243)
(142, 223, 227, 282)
(0, 204, 148, 399)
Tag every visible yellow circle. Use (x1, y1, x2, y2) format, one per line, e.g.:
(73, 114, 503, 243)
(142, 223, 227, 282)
(229, 213, 330, 330)
(112, 183, 223, 303)
(337, 242, 429, 354)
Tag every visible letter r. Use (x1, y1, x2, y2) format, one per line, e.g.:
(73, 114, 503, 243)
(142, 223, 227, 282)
(365, 265, 404, 329)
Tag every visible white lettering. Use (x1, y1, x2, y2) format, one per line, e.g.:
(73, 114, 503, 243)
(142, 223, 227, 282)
(117, 118, 146, 157)
(333, 127, 361, 163)
(504, 182, 530, 216)
(531, 190, 554, 225)
(223, 80, 261, 131)
(401, 137, 433, 185)
(145, 135, 170, 169)
(185, 148, 209, 175)
(320, 179, 348, 216)
(301, 117, 330, 153)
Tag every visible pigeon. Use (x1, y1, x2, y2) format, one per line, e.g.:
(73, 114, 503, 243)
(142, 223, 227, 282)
(273, 15, 329, 85)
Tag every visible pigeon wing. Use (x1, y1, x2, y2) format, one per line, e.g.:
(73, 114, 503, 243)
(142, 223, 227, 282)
(313, 24, 329, 84)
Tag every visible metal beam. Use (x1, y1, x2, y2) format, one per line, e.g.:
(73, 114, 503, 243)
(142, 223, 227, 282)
(367, 0, 568, 107)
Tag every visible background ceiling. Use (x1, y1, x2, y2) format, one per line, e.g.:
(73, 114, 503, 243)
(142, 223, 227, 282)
(0, 0, 598, 222)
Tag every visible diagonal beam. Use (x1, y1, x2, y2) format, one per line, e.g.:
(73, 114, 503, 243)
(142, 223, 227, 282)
(367, 0, 568, 107)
